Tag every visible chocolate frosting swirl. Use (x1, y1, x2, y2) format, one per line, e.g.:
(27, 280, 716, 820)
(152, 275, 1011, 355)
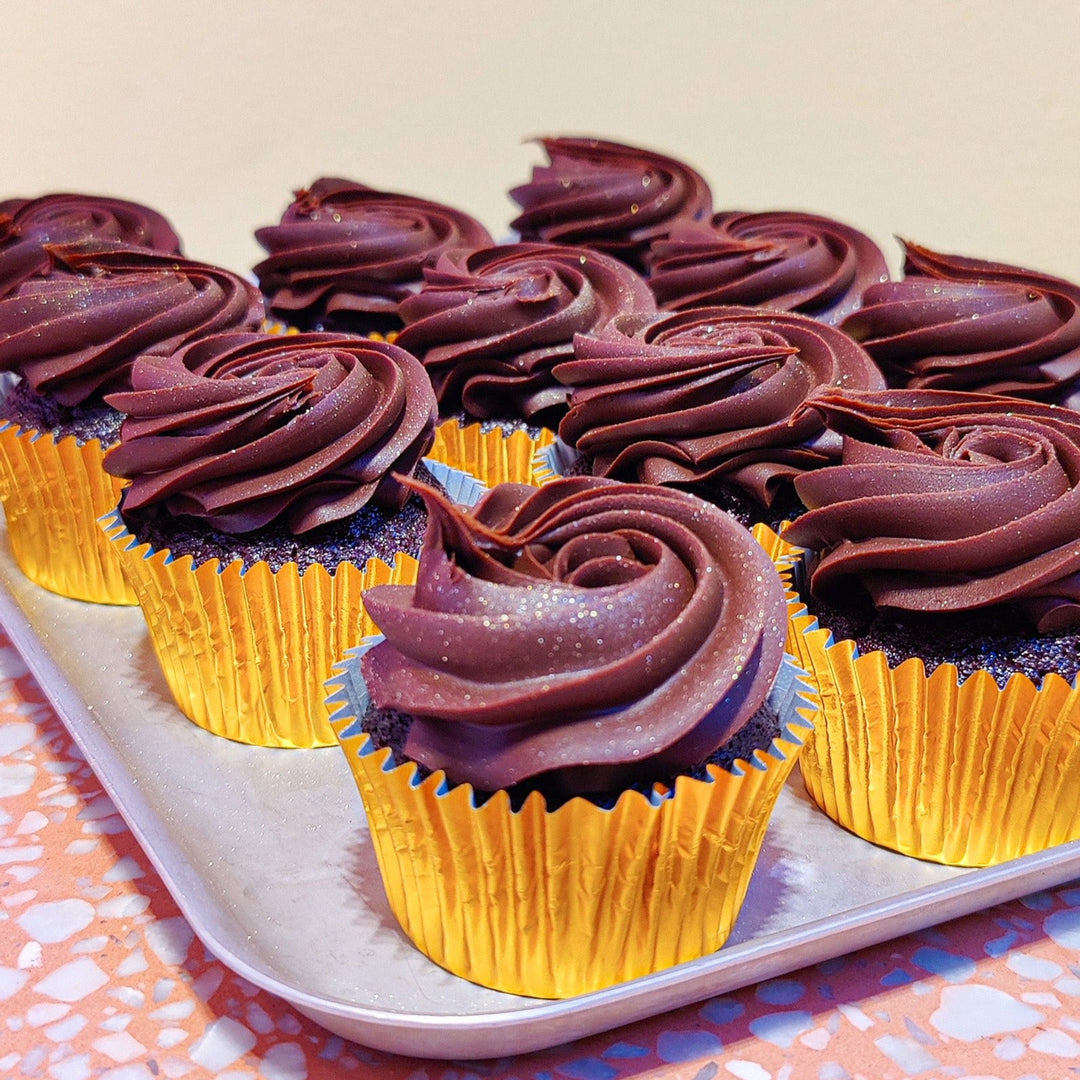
(395, 242, 656, 425)
(648, 210, 889, 325)
(554, 306, 885, 505)
(0, 193, 182, 299)
(253, 178, 493, 330)
(105, 332, 436, 534)
(509, 137, 713, 271)
(0, 247, 263, 407)
(362, 475, 787, 793)
(841, 241, 1080, 408)
(784, 389, 1080, 632)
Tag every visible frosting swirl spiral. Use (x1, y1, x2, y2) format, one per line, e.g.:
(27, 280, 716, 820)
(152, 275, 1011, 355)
(784, 389, 1080, 632)
(648, 210, 889, 325)
(253, 178, 493, 330)
(841, 241, 1080, 408)
(0, 247, 263, 406)
(395, 242, 656, 425)
(555, 306, 885, 505)
(362, 475, 787, 793)
(0, 193, 182, 299)
(105, 331, 437, 534)
(509, 137, 713, 271)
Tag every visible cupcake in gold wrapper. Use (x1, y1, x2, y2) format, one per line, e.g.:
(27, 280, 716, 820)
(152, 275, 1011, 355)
(328, 476, 813, 997)
(767, 388, 1080, 867)
(395, 242, 658, 489)
(102, 330, 480, 748)
(0, 243, 264, 604)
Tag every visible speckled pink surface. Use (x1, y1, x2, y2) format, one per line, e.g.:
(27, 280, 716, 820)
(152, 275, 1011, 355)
(3, 626, 1080, 1080)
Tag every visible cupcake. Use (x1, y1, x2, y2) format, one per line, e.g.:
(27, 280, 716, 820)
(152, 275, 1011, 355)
(253, 177, 493, 334)
(550, 306, 885, 528)
(0, 244, 263, 603)
(773, 387, 1080, 866)
(509, 136, 713, 272)
(841, 240, 1080, 408)
(101, 329, 464, 749)
(329, 475, 812, 997)
(395, 242, 657, 486)
(647, 209, 889, 325)
(0, 191, 182, 298)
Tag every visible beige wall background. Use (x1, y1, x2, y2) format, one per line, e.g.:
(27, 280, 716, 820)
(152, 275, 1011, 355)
(6, 1, 1080, 283)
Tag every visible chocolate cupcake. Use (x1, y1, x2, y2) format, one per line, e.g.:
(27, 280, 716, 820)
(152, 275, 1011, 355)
(550, 306, 885, 528)
(841, 241, 1080, 408)
(329, 475, 812, 997)
(396, 242, 657, 486)
(509, 136, 713, 272)
(647, 210, 889, 325)
(253, 177, 493, 334)
(0, 245, 263, 603)
(101, 330, 481, 748)
(769, 387, 1080, 866)
(0, 191, 182, 299)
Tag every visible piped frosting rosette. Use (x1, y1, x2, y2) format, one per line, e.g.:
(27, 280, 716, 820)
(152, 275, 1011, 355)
(329, 476, 813, 996)
(397, 242, 656, 486)
(0, 246, 263, 603)
(102, 330, 458, 747)
(841, 241, 1080, 408)
(551, 306, 884, 518)
(648, 210, 889, 325)
(768, 388, 1080, 865)
(254, 177, 493, 332)
(0, 192, 182, 298)
(510, 136, 713, 271)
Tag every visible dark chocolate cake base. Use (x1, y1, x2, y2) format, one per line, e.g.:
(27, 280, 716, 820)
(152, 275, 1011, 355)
(360, 696, 783, 812)
(119, 463, 442, 575)
(0, 380, 123, 447)
(803, 586, 1080, 690)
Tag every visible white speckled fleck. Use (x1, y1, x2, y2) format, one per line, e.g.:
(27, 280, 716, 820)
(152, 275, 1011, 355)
(16, 898, 95, 943)
(930, 985, 1044, 1042)
(93, 1030, 147, 1063)
(260, 1040, 308, 1080)
(1029, 1028, 1080, 1057)
(1007, 952, 1064, 980)
(189, 1016, 257, 1070)
(33, 957, 108, 1002)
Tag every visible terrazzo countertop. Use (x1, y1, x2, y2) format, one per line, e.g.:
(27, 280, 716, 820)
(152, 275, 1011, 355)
(3, 628, 1080, 1080)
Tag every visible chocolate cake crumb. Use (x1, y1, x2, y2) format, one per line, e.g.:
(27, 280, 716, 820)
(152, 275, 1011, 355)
(120, 463, 443, 574)
(803, 587, 1080, 689)
(0, 380, 124, 446)
(359, 694, 783, 812)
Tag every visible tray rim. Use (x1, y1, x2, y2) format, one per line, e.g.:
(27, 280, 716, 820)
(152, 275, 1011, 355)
(2, 539, 1080, 1060)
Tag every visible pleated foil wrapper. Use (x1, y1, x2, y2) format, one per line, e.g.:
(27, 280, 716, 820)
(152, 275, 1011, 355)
(102, 460, 484, 749)
(327, 634, 815, 999)
(0, 422, 137, 605)
(755, 525, 1080, 868)
(427, 417, 555, 489)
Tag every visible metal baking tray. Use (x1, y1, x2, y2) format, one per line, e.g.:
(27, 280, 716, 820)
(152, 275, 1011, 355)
(2, 523, 1079, 1061)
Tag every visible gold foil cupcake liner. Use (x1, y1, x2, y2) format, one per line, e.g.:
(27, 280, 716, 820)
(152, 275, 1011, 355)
(427, 417, 555, 489)
(103, 459, 485, 749)
(0, 422, 137, 605)
(755, 524, 1080, 868)
(328, 637, 814, 999)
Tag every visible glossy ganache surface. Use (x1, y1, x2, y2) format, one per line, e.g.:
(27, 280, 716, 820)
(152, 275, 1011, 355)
(0, 192, 182, 299)
(785, 388, 1080, 633)
(509, 137, 713, 271)
(254, 178, 493, 331)
(395, 242, 656, 427)
(555, 306, 884, 511)
(648, 210, 889, 325)
(0, 247, 263, 407)
(841, 241, 1080, 408)
(104, 331, 437, 536)
(361, 475, 787, 795)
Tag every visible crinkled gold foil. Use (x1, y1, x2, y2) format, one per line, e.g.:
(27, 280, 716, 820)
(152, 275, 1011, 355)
(328, 638, 812, 999)
(0, 423, 136, 605)
(427, 418, 555, 488)
(756, 524, 1080, 868)
(104, 512, 419, 748)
